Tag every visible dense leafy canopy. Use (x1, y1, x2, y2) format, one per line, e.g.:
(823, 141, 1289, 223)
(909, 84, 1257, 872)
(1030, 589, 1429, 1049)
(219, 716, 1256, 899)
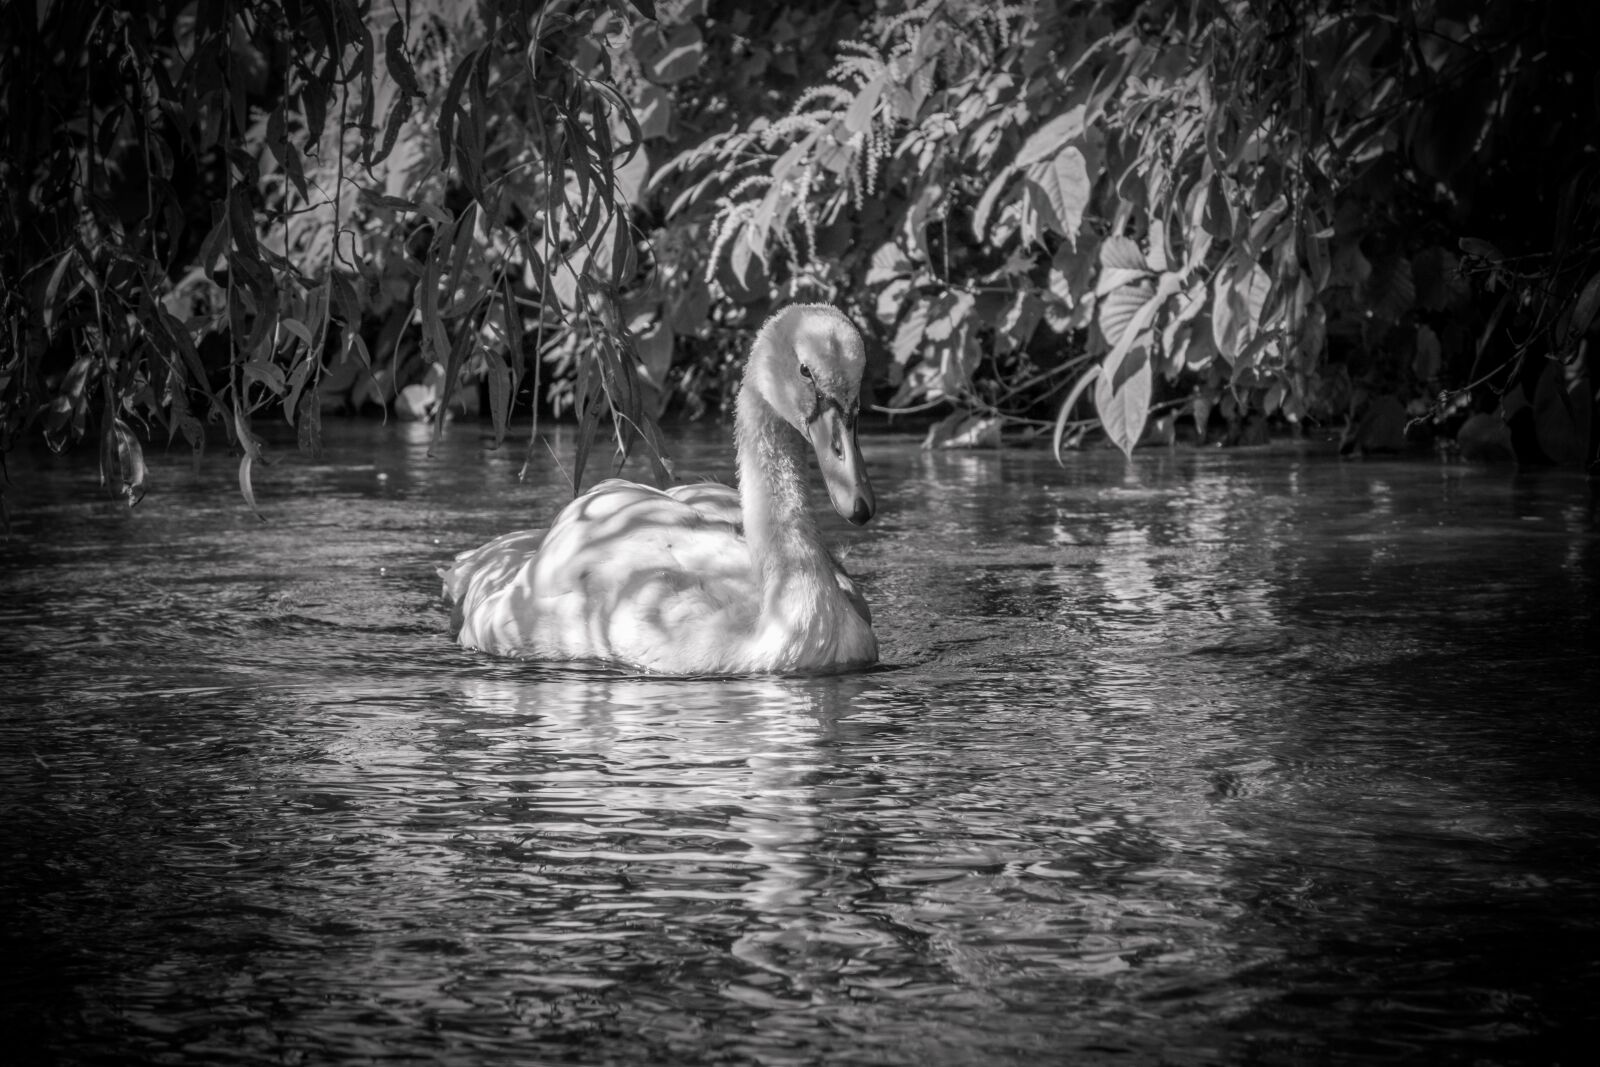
(2, 0, 1596, 512)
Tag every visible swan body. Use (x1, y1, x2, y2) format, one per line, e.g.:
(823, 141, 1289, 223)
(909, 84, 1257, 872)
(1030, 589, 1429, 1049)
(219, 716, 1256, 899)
(441, 304, 878, 675)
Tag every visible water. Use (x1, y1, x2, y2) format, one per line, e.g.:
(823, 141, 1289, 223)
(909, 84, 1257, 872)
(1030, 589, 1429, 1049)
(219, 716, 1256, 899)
(2, 420, 1596, 1066)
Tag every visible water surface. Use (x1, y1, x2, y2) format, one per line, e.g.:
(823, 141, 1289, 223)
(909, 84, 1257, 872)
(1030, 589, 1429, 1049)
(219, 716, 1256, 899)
(2, 421, 1597, 1066)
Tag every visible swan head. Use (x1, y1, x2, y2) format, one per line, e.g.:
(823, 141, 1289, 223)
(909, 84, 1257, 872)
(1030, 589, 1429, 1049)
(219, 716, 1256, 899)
(747, 304, 876, 526)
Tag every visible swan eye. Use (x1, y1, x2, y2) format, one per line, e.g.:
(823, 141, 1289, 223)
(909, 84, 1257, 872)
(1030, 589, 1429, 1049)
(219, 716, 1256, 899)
(799, 364, 813, 380)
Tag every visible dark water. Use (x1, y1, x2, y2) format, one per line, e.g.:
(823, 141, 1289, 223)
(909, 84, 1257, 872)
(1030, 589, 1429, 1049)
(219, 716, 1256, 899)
(2, 420, 1596, 1066)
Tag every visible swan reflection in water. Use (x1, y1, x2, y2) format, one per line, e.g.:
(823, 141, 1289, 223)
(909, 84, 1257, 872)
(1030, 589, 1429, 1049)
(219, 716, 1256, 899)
(444, 671, 906, 992)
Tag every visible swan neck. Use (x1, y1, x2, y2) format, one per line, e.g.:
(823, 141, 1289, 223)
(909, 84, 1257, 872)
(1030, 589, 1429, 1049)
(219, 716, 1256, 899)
(735, 386, 818, 558)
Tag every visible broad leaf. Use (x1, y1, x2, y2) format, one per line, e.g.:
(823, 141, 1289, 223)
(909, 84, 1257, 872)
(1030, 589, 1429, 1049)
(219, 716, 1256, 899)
(1094, 346, 1152, 459)
(1099, 235, 1149, 272)
(1098, 279, 1154, 350)
(1101, 272, 1179, 369)
(1015, 106, 1086, 169)
(1212, 263, 1271, 360)
(1024, 147, 1090, 244)
(894, 300, 930, 364)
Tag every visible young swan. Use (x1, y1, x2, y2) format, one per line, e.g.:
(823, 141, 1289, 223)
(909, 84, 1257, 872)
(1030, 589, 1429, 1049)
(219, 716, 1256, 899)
(441, 304, 878, 675)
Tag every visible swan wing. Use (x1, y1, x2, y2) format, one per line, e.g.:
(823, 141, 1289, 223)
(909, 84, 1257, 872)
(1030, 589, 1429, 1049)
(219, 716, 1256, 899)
(446, 480, 761, 671)
(440, 527, 546, 631)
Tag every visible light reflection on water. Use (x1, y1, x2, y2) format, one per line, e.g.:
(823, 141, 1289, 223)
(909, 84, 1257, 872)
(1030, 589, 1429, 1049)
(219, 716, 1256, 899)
(1, 420, 1597, 1066)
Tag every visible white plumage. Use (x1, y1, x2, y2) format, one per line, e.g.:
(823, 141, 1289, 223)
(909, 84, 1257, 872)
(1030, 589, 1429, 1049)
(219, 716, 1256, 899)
(441, 304, 878, 675)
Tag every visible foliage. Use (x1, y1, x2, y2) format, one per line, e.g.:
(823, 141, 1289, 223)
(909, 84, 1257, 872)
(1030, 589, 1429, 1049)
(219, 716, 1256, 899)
(5, 0, 1598, 517)
(664, 0, 1599, 463)
(1, 0, 666, 513)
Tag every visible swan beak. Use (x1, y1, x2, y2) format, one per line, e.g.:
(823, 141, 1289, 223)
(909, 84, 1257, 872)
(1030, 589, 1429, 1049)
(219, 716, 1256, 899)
(809, 407, 875, 526)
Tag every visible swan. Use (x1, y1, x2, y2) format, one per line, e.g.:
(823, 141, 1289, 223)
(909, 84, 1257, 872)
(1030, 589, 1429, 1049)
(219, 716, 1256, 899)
(440, 303, 879, 676)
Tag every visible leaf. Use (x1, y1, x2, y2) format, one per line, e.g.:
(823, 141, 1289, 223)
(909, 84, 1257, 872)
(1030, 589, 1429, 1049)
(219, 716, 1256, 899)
(283, 141, 309, 202)
(301, 65, 331, 146)
(283, 351, 314, 426)
(1246, 194, 1289, 258)
(42, 249, 78, 335)
(1569, 270, 1600, 341)
(430, 324, 476, 450)
(1024, 147, 1090, 244)
(100, 417, 147, 506)
(1094, 346, 1152, 459)
(923, 291, 970, 343)
(1099, 234, 1149, 272)
(280, 317, 315, 346)
(643, 23, 707, 84)
(1049, 245, 1095, 309)
(1098, 279, 1154, 351)
(445, 201, 480, 311)
(1102, 272, 1180, 374)
(418, 233, 449, 362)
(356, 187, 422, 212)
(1015, 106, 1086, 169)
(438, 46, 480, 175)
(1146, 218, 1169, 273)
(972, 165, 1016, 241)
(999, 290, 1044, 352)
(243, 360, 287, 396)
(238, 454, 261, 515)
(614, 139, 650, 207)
(845, 73, 886, 135)
(1203, 176, 1232, 238)
(297, 387, 323, 459)
(232, 407, 265, 516)
(1192, 392, 1212, 438)
(1212, 263, 1271, 360)
(893, 300, 929, 364)
(1052, 363, 1100, 463)
(1306, 225, 1331, 292)
(385, 20, 422, 97)
(484, 344, 511, 449)
(227, 189, 260, 261)
(370, 92, 412, 169)
(868, 241, 912, 284)
(197, 208, 229, 275)
(356, 25, 377, 157)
